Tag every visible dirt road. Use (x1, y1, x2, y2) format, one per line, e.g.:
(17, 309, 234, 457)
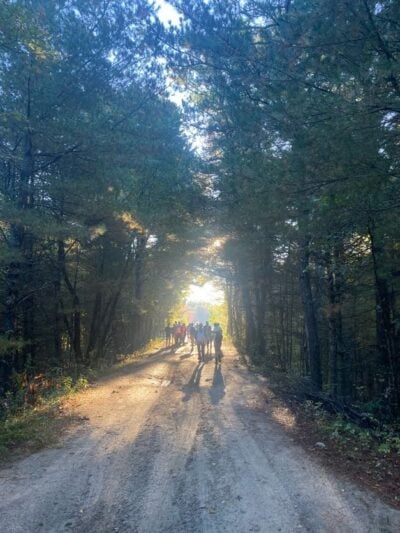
(1, 344, 400, 533)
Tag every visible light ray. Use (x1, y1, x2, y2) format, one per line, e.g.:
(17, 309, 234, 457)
(186, 281, 224, 305)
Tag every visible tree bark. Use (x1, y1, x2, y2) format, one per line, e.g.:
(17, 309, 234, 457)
(299, 237, 322, 389)
(368, 222, 400, 414)
(326, 245, 346, 398)
(58, 240, 83, 365)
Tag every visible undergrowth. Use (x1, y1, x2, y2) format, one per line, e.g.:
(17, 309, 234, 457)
(0, 338, 164, 461)
(0, 375, 89, 461)
(303, 400, 400, 456)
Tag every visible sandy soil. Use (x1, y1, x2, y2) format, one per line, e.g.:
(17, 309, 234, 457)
(1, 343, 400, 533)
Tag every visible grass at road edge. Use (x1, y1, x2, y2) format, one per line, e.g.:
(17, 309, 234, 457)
(0, 339, 165, 464)
(0, 399, 74, 463)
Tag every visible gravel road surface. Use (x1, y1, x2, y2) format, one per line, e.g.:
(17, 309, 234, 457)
(1, 343, 399, 532)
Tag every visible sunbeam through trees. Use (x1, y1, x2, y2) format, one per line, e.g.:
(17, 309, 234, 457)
(1, 0, 400, 431)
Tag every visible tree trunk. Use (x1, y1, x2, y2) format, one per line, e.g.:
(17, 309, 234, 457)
(368, 222, 400, 415)
(326, 245, 346, 398)
(299, 237, 322, 389)
(242, 281, 257, 358)
(131, 235, 147, 348)
(19, 69, 35, 373)
(58, 240, 83, 365)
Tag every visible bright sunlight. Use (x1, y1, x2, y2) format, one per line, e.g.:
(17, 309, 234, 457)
(186, 281, 225, 305)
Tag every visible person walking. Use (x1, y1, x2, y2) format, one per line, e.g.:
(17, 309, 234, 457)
(173, 322, 181, 347)
(204, 321, 212, 354)
(196, 324, 206, 362)
(181, 323, 187, 344)
(188, 323, 196, 352)
(213, 323, 223, 363)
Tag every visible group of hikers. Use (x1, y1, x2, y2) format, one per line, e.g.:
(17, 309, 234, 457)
(165, 321, 223, 363)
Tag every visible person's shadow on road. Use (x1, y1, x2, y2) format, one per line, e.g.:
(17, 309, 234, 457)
(182, 362, 204, 402)
(209, 362, 225, 404)
(179, 351, 193, 360)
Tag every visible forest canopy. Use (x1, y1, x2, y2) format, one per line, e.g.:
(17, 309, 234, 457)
(0, 0, 202, 399)
(1, 0, 400, 423)
(167, 0, 400, 419)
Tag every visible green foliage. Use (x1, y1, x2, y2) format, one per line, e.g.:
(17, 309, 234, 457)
(171, 0, 400, 418)
(0, 370, 88, 460)
(0, 336, 24, 356)
(0, 407, 59, 460)
(0, 0, 204, 401)
(208, 301, 228, 334)
(303, 401, 400, 456)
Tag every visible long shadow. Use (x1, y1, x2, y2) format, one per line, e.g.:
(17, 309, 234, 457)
(179, 351, 194, 361)
(90, 345, 181, 387)
(209, 362, 225, 405)
(181, 362, 204, 402)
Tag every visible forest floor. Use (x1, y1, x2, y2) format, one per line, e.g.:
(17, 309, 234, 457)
(1, 342, 400, 532)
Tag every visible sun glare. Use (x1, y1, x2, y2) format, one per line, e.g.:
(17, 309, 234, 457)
(154, 0, 181, 26)
(186, 281, 224, 305)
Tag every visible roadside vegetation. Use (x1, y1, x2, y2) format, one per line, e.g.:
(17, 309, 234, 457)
(0, 1, 204, 423)
(0, 339, 165, 461)
(1, 0, 400, 502)
(0, 373, 88, 461)
(249, 362, 400, 508)
(170, 0, 400, 427)
(295, 400, 400, 508)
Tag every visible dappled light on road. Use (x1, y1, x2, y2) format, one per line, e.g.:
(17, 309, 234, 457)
(271, 405, 296, 429)
(1, 342, 399, 532)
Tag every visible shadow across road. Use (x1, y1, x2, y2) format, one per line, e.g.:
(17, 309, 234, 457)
(179, 351, 193, 361)
(209, 362, 225, 405)
(182, 362, 204, 402)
